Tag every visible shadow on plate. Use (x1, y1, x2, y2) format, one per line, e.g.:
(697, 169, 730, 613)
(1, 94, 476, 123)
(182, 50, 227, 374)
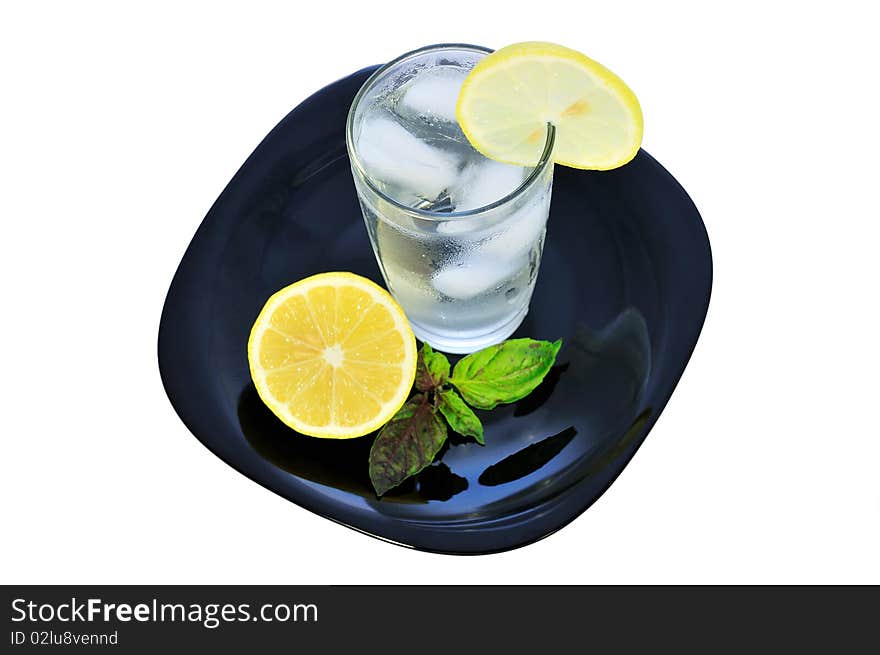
(479, 426, 578, 486)
(238, 386, 468, 503)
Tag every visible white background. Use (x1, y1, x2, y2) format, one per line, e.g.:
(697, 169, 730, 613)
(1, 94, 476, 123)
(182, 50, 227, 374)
(2, 1, 878, 584)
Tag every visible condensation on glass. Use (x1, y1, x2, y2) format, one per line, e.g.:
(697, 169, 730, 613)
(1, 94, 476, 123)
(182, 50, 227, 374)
(347, 44, 555, 353)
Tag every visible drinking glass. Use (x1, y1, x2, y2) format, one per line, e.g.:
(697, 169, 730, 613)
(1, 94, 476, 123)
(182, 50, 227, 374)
(346, 44, 555, 353)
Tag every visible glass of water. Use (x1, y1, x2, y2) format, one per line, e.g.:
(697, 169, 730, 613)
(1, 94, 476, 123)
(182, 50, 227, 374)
(346, 44, 555, 354)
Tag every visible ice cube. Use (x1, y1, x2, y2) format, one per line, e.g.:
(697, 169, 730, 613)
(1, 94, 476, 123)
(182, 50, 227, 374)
(432, 256, 521, 300)
(482, 190, 551, 257)
(434, 215, 472, 235)
(433, 161, 528, 235)
(438, 178, 549, 242)
(356, 115, 460, 200)
(454, 160, 528, 212)
(399, 66, 466, 123)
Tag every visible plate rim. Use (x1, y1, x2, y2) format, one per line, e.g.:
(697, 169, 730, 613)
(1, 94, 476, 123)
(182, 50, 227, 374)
(157, 65, 713, 555)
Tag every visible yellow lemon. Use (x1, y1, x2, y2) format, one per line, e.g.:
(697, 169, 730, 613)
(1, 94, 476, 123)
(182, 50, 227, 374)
(247, 272, 417, 438)
(457, 41, 643, 170)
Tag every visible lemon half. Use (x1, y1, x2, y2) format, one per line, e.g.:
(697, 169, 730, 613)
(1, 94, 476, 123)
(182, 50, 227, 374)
(457, 41, 643, 170)
(247, 272, 417, 439)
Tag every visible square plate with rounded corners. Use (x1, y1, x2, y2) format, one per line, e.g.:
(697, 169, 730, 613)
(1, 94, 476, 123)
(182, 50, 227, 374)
(158, 66, 712, 554)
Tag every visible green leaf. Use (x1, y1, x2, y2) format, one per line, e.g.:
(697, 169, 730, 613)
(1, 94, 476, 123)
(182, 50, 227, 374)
(368, 394, 448, 496)
(450, 338, 562, 410)
(438, 389, 484, 444)
(415, 343, 450, 391)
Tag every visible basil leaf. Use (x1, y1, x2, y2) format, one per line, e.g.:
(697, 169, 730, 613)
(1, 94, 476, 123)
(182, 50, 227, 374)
(415, 343, 451, 392)
(369, 395, 448, 496)
(438, 389, 484, 444)
(450, 338, 562, 410)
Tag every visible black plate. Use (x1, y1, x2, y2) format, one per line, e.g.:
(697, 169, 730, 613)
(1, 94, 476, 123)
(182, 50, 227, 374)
(158, 66, 712, 554)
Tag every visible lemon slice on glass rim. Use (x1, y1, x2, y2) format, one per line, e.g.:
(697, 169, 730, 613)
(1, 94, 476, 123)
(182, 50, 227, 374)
(247, 272, 417, 439)
(456, 41, 643, 170)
